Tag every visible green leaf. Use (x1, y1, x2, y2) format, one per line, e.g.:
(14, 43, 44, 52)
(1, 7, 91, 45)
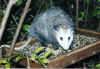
(96, 64, 100, 69)
(31, 54, 37, 60)
(43, 49, 52, 58)
(16, 0, 23, 6)
(23, 24, 30, 32)
(84, 0, 90, 5)
(38, 57, 48, 64)
(79, 11, 85, 20)
(5, 63, 10, 69)
(0, 59, 8, 64)
(34, 47, 45, 54)
(97, 0, 100, 2)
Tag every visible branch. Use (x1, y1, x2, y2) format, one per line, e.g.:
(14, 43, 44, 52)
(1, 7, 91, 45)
(75, 0, 79, 28)
(27, 56, 31, 69)
(0, 0, 16, 41)
(8, 0, 32, 56)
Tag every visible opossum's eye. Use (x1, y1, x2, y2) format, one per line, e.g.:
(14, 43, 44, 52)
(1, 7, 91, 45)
(60, 37, 63, 41)
(68, 37, 70, 40)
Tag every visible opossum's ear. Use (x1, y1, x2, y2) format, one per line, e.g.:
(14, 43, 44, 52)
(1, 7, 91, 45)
(53, 24, 61, 31)
(53, 25, 59, 31)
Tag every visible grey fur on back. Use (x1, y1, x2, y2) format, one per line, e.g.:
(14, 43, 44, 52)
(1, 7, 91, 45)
(29, 7, 74, 45)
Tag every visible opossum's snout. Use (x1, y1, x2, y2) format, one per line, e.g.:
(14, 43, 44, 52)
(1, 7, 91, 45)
(53, 25, 74, 50)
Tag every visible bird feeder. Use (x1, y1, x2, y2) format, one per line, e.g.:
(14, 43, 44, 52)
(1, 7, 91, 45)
(3, 28, 100, 68)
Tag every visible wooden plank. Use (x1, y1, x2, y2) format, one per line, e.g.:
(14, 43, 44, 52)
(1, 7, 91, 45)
(48, 41, 100, 68)
(77, 28, 100, 38)
(3, 28, 100, 68)
(18, 59, 43, 68)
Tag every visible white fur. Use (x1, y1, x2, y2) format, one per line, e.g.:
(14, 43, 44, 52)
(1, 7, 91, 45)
(55, 28, 73, 50)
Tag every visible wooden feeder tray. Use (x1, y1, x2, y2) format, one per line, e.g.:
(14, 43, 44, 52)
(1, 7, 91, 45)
(4, 28, 100, 68)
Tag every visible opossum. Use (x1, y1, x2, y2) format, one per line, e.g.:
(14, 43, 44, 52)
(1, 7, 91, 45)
(28, 7, 74, 50)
